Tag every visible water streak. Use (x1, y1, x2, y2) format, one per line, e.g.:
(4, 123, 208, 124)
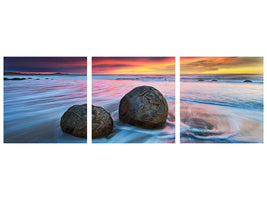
(4, 75, 87, 143)
(180, 74, 263, 143)
(92, 75, 175, 143)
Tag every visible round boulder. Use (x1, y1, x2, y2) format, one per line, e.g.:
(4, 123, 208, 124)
(92, 105, 113, 139)
(119, 86, 168, 129)
(60, 104, 87, 138)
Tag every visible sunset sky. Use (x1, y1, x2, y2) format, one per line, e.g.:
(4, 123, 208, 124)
(180, 57, 263, 74)
(92, 57, 175, 75)
(4, 57, 87, 74)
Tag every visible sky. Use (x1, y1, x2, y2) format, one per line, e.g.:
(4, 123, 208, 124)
(4, 57, 87, 74)
(180, 57, 263, 74)
(92, 57, 175, 75)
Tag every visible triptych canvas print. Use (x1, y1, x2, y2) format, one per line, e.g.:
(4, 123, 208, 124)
(3, 56, 263, 143)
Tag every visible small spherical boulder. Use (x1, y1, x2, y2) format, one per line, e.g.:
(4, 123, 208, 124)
(60, 104, 87, 138)
(119, 86, 168, 129)
(92, 105, 113, 139)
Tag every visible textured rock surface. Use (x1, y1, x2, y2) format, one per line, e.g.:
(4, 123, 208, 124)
(92, 105, 113, 139)
(119, 86, 168, 129)
(182, 118, 214, 130)
(60, 104, 87, 138)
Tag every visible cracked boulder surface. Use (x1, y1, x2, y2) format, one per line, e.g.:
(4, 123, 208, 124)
(119, 86, 168, 129)
(92, 105, 113, 139)
(60, 104, 87, 138)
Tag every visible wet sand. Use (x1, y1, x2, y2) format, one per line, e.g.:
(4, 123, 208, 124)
(180, 101, 263, 143)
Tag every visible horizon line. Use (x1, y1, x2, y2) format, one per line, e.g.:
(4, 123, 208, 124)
(92, 73, 175, 75)
(4, 71, 86, 75)
(180, 73, 263, 75)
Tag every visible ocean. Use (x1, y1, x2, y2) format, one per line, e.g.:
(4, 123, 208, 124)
(92, 74, 175, 143)
(180, 74, 263, 143)
(4, 75, 87, 143)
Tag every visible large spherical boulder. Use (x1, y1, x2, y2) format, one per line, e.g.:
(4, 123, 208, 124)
(92, 105, 113, 139)
(60, 104, 87, 138)
(119, 86, 168, 129)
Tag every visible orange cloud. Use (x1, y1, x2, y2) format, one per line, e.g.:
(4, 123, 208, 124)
(180, 57, 263, 74)
(92, 57, 175, 75)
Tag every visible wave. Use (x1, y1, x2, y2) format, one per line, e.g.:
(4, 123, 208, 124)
(180, 74, 263, 83)
(92, 109, 175, 143)
(180, 98, 263, 110)
(180, 81, 263, 110)
(180, 101, 263, 143)
(180, 121, 238, 140)
(4, 77, 87, 143)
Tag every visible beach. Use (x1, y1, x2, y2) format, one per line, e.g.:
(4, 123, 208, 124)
(92, 74, 175, 143)
(180, 74, 263, 143)
(4, 74, 87, 143)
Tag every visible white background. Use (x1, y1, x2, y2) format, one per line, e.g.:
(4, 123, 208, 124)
(0, 0, 266, 200)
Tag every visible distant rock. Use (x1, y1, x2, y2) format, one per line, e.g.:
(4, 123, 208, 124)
(4, 77, 26, 80)
(244, 80, 252, 82)
(182, 118, 214, 130)
(211, 79, 217, 82)
(198, 79, 204, 82)
(92, 105, 113, 139)
(36, 78, 40, 80)
(119, 86, 168, 129)
(28, 78, 32, 79)
(116, 78, 139, 80)
(60, 104, 87, 138)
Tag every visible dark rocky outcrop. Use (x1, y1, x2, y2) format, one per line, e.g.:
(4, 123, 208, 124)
(60, 104, 87, 138)
(92, 105, 113, 139)
(181, 118, 214, 130)
(4, 77, 26, 80)
(119, 86, 168, 129)
(244, 80, 252, 82)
